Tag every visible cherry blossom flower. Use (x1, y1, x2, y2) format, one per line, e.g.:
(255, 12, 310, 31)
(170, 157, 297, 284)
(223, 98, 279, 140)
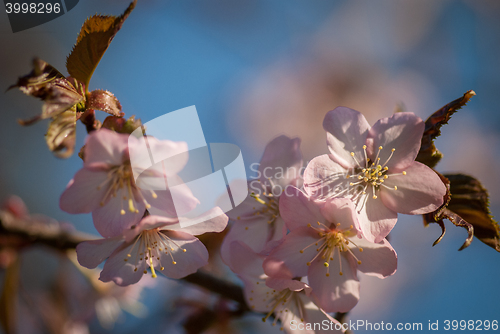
(76, 208, 228, 286)
(263, 187, 397, 313)
(304, 107, 446, 242)
(60, 128, 199, 237)
(220, 135, 302, 268)
(228, 241, 344, 334)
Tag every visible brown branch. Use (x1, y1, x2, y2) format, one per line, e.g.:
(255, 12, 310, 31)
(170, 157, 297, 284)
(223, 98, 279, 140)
(0, 216, 248, 308)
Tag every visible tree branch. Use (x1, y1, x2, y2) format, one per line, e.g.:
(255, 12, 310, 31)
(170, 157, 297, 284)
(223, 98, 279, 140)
(0, 216, 248, 308)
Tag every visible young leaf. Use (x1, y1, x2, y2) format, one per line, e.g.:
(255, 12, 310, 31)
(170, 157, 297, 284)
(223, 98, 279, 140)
(86, 89, 122, 116)
(66, 0, 137, 91)
(423, 173, 499, 252)
(444, 174, 500, 252)
(45, 108, 77, 159)
(10, 59, 85, 125)
(101, 115, 142, 134)
(416, 90, 476, 168)
(8, 58, 64, 96)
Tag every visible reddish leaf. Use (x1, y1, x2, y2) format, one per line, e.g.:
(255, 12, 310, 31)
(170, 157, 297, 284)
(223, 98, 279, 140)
(10, 59, 85, 125)
(445, 174, 500, 252)
(66, 0, 137, 90)
(86, 89, 122, 116)
(8, 58, 64, 95)
(423, 173, 499, 252)
(416, 90, 476, 168)
(101, 115, 142, 134)
(45, 108, 77, 159)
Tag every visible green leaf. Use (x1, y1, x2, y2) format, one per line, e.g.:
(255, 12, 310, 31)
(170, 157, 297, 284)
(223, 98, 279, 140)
(416, 90, 476, 168)
(45, 107, 77, 159)
(86, 89, 122, 116)
(66, 0, 137, 91)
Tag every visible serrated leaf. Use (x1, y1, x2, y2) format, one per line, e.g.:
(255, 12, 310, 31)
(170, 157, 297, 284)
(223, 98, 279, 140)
(416, 90, 476, 168)
(66, 0, 137, 91)
(45, 107, 77, 159)
(445, 174, 500, 252)
(87, 89, 122, 116)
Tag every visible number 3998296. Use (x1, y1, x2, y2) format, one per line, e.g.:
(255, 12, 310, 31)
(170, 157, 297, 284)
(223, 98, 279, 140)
(5, 3, 61, 14)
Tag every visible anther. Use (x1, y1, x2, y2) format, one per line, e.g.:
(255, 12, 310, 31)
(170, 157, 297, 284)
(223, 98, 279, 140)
(120, 209, 126, 215)
(402, 171, 407, 175)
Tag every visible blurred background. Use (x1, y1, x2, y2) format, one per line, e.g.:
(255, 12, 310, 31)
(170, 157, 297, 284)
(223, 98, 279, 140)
(1, 0, 499, 333)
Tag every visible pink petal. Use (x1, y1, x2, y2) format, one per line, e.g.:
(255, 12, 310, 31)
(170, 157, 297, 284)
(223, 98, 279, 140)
(280, 186, 327, 231)
(99, 242, 146, 286)
(141, 179, 199, 217)
(303, 155, 350, 201)
(227, 241, 267, 278)
(263, 227, 321, 278)
(266, 277, 311, 295)
(220, 215, 285, 268)
(92, 194, 146, 238)
(59, 168, 109, 214)
(169, 207, 228, 236)
(158, 231, 208, 279)
(308, 255, 360, 313)
(141, 137, 189, 176)
(258, 135, 303, 190)
(323, 107, 370, 169)
(320, 198, 359, 232)
(76, 236, 124, 269)
(124, 215, 179, 242)
(84, 129, 128, 167)
(354, 238, 397, 278)
(357, 194, 398, 243)
(240, 276, 274, 313)
(292, 295, 345, 333)
(381, 161, 446, 215)
(226, 184, 266, 220)
(3, 196, 29, 218)
(366, 112, 424, 170)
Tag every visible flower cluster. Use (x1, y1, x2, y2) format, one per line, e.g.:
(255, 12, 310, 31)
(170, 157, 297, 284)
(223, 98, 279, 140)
(60, 128, 228, 286)
(221, 107, 446, 333)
